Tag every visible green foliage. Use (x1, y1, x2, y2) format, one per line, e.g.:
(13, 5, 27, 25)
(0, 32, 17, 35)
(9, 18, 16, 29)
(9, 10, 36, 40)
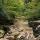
(1, 0, 40, 19)
(25, 0, 40, 19)
(2, 0, 25, 17)
(3, 0, 24, 11)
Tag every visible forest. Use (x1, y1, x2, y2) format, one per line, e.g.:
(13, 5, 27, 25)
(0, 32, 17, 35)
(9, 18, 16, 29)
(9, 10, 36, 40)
(0, 0, 40, 18)
(0, 0, 40, 40)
